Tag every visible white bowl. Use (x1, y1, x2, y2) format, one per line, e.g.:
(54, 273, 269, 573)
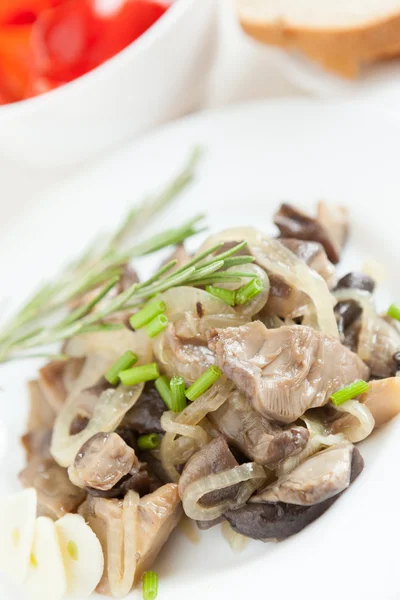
(0, 0, 217, 167)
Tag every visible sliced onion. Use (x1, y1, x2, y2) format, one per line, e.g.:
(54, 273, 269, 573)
(251, 235, 338, 337)
(221, 521, 249, 553)
(155, 287, 246, 342)
(260, 313, 285, 329)
(334, 288, 377, 361)
(104, 491, 139, 598)
(276, 434, 345, 477)
(181, 463, 266, 521)
(51, 329, 152, 467)
(330, 400, 375, 443)
(198, 228, 338, 337)
(161, 411, 209, 447)
(160, 411, 209, 483)
(217, 265, 270, 318)
(175, 379, 234, 426)
(276, 414, 345, 477)
(160, 432, 181, 482)
(159, 381, 234, 481)
(51, 384, 144, 467)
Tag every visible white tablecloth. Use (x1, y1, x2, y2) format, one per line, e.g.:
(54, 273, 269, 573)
(0, 0, 305, 214)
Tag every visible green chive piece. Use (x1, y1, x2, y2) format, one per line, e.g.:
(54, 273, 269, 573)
(119, 363, 160, 386)
(146, 314, 169, 338)
(105, 350, 138, 385)
(137, 433, 160, 450)
(331, 380, 370, 406)
(185, 366, 222, 401)
(155, 375, 173, 410)
(235, 277, 264, 305)
(129, 300, 166, 330)
(142, 571, 158, 600)
(387, 304, 400, 321)
(170, 376, 187, 412)
(206, 285, 236, 307)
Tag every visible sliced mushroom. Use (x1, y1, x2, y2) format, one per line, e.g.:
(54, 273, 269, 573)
(19, 456, 86, 519)
(208, 321, 369, 424)
(154, 323, 215, 385)
(209, 388, 309, 466)
(225, 445, 364, 540)
(179, 436, 241, 507)
(135, 483, 183, 579)
(70, 432, 135, 491)
(335, 272, 376, 293)
(251, 444, 353, 506)
(119, 382, 166, 434)
(334, 300, 362, 338)
(87, 483, 182, 594)
(21, 428, 53, 462)
(274, 202, 348, 264)
(26, 379, 56, 432)
(87, 462, 151, 498)
(365, 317, 400, 378)
(279, 238, 336, 285)
(38, 358, 84, 413)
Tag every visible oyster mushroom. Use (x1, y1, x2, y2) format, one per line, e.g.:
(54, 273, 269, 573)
(225, 444, 364, 540)
(69, 432, 136, 491)
(209, 388, 309, 465)
(208, 321, 369, 423)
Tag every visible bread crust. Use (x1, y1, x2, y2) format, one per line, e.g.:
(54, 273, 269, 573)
(239, 13, 400, 78)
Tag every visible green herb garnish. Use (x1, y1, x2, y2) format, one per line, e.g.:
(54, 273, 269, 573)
(119, 363, 160, 386)
(331, 380, 370, 406)
(105, 350, 138, 385)
(185, 366, 222, 401)
(137, 434, 160, 450)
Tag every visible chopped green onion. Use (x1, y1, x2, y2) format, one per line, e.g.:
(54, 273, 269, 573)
(155, 375, 173, 410)
(331, 380, 370, 406)
(170, 376, 187, 412)
(142, 571, 158, 600)
(387, 304, 400, 321)
(129, 300, 166, 330)
(205, 285, 236, 307)
(185, 365, 222, 401)
(105, 350, 138, 385)
(235, 277, 264, 305)
(137, 433, 160, 450)
(146, 314, 169, 338)
(119, 363, 160, 386)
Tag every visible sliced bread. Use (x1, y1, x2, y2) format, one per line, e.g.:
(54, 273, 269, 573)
(236, 0, 400, 77)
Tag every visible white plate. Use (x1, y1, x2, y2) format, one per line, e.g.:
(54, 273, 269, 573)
(1, 99, 400, 600)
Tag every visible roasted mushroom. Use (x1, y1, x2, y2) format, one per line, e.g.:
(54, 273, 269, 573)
(225, 444, 364, 540)
(209, 388, 309, 465)
(208, 321, 369, 423)
(274, 202, 349, 264)
(70, 432, 136, 491)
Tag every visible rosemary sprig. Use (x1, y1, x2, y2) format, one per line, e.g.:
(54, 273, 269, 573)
(0, 149, 258, 364)
(0, 241, 256, 363)
(0, 151, 201, 355)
